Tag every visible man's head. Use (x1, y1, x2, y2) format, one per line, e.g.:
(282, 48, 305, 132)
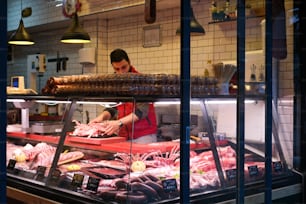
(110, 49, 131, 74)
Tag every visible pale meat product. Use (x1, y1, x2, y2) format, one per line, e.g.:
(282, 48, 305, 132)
(71, 120, 108, 137)
(7, 142, 84, 170)
(23, 142, 56, 161)
(32, 152, 54, 168)
(93, 159, 127, 171)
(6, 142, 21, 163)
(30, 150, 84, 169)
(59, 151, 84, 163)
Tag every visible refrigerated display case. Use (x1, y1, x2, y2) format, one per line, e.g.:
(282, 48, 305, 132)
(5, 0, 303, 203)
(6, 91, 302, 203)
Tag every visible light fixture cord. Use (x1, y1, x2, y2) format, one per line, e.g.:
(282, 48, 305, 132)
(20, 0, 23, 18)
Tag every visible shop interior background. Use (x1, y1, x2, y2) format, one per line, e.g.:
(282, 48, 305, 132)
(6, 0, 295, 166)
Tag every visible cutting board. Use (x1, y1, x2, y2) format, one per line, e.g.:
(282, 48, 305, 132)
(47, 152, 84, 167)
(98, 140, 212, 154)
(67, 136, 126, 145)
(57, 153, 84, 166)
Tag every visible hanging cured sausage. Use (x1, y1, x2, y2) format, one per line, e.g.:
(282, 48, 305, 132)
(145, 0, 156, 24)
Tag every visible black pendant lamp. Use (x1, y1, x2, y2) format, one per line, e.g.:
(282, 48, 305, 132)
(8, 3, 34, 45)
(176, 6, 205, 35)
(61, 13, 91, 44)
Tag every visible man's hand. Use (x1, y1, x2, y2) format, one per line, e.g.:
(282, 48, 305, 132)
(103, 120, 121, 136)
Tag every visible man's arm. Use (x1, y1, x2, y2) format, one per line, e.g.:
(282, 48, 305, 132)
(89, 108, 115, 123)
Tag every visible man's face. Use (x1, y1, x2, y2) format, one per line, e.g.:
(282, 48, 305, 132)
(112, 59, 130, 74)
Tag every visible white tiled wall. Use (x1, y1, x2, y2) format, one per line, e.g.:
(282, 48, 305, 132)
(8, 0, 282, 81)
(7, 0, 295, 165)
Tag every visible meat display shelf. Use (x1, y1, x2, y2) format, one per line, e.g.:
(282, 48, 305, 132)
(7, 132, 125, 150)
(7, 132, 59, 143)
(7, 169, 302, 204)
(93, 140, 212, 154)
(7, 131, 216, 153)
(66, 135, 126, 145)
(6, 93, 302, 203)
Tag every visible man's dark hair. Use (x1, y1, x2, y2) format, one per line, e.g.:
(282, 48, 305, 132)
(110, 49, 130, 63)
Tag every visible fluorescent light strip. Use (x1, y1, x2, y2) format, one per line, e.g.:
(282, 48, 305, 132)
(204, 100, 256, 104)
(7, 99, 120, 108)
(7, 99, 72, 104)
(76, 101, 121, 108)
(7, 99, 26, 103)
(35, 100, 71, 104)
(154, 100, 256, 105)
(8, 99, 256, 106)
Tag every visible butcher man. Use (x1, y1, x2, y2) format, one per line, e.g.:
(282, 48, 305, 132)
(89, 48, 158, 144)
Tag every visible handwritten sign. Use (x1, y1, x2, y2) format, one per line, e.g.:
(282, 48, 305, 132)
(86, 177, 100, 192)
(248, 165, 259, 177)
(162, 178, 177, 193)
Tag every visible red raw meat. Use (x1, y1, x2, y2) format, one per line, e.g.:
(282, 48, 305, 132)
(190, 150, 197, 158)
(88, 167, 126, 179)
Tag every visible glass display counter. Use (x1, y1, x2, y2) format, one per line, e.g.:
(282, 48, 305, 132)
(6, 92, 302, 203)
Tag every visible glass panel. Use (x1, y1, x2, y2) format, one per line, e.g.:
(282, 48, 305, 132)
(6, 97, 71, 184)
(6, 0, 298, 203)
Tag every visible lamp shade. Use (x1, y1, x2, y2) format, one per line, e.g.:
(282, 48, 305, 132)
(61, 13, 91, 43)
(8, 19, 34, 45)
(176, 7, 205, 35)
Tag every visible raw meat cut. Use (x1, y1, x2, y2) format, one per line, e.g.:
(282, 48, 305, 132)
(87, 167, 126, 179)
(71, 120, 108, 137)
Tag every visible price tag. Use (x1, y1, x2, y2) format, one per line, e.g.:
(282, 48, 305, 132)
(86, 177, 100, 192)
(36, 166, 47, 179)
(162, 178, 177, 193)
(7, 159, 16, 170)
(225, 169, 237, 181)
(273, 161, 283, 172)
(248, 165, 259, 177)
(71, 174, 84, 188)
(50, 169, 61, 183)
